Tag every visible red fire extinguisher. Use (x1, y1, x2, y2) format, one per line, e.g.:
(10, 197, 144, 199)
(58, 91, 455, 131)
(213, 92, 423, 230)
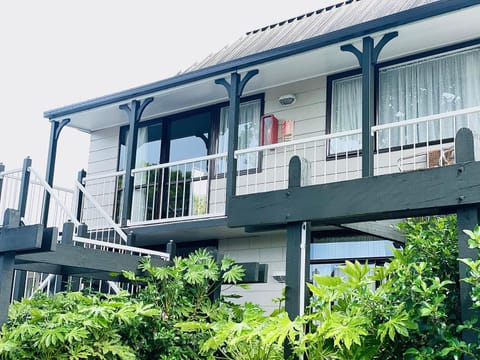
(260, 114, 279, 145)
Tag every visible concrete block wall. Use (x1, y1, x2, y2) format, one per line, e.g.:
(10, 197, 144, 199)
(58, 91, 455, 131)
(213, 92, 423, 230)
(219, 232, 286, 314)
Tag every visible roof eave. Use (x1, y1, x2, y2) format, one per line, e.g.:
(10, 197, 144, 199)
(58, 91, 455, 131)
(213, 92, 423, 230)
(44, 0, 480, 120)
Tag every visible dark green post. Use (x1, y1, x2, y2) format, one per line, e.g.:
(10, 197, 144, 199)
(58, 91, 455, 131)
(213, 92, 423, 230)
(284, 156, 311, 359)
(42, 119, 70, 226)
(215, 70, 259, 210)
(455, 128, 479, 348)
(75, 169, 87, 223)
(0, 210, 20, 324)
(18, 157, 32, 220)
(341, 32, 398, 177)
(119, 98, 153, 226)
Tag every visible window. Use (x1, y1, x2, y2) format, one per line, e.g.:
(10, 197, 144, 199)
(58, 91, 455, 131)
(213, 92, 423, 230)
(329, 74, 362, 154)
(218, 99, 262, 172)
(310, 236, 394, 283)
(328, 45, 480, 154)
(378, 47, 480, 147)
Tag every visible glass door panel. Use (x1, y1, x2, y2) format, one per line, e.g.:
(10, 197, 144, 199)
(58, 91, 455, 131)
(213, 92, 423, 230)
(132, 123, 163, 222)
(165, 113, 211, 218)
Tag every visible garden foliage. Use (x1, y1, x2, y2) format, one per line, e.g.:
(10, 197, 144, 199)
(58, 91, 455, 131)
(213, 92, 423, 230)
(2, 216, 480, 359)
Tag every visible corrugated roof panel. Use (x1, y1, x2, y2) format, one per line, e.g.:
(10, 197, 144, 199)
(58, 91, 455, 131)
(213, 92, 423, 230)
(185, 0, 441, 72)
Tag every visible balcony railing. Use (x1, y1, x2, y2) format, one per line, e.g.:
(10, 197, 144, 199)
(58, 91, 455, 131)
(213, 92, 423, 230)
(74, 106, 480, 225)
(0, 167, 74, 228)
(129, 153, 227, 225)
(234, 129, 362, 195)
(234, 106, 480, 196)
(372, 105, 480, 175)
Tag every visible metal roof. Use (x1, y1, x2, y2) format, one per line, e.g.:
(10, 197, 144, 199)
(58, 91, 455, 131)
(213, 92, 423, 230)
(182, 0, 440, 72)
(44, 0, 480, 120)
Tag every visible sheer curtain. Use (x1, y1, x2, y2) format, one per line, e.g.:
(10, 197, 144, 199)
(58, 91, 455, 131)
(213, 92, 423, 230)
(378, 47, 480, 147)
(219, 99, 262, 171)
(330, 75, 362, 153)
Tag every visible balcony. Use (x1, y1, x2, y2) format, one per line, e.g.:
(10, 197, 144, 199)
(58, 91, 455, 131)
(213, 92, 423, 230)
(8, 106, 476, 233)
(235, 106, 480, 195)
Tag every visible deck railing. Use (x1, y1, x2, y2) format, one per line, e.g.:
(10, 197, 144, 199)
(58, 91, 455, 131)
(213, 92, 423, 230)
(129, 153, 227, 225)
(234, 129, 362, 195)
(0, 167, 74, 228)
(372, 106, 480, 175)
(80, 171, 126, 244)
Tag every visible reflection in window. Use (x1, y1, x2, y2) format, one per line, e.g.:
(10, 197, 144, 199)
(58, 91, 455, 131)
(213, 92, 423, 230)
(309, 239, 394, 282)
(378, 47, 480, 147)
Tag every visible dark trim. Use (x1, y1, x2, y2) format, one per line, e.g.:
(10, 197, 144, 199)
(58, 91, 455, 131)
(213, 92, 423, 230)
(44, 0, 480, 120)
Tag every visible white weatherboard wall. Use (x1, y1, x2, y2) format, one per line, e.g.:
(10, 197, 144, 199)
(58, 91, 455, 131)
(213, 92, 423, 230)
(219, 233, 286, 314)
(83, 128, 120, 228)
(264, 76, 327, 140)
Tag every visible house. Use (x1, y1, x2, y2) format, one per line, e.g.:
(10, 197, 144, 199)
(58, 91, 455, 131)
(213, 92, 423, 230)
(2, 0, 480, 315)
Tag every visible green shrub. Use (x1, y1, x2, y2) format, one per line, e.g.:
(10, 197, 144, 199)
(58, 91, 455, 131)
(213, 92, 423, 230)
(0, 249, 245, 360)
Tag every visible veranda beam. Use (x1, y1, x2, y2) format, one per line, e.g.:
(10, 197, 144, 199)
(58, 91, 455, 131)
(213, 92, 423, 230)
(229, 159, 480, 227)
(15, 243, 166, 274)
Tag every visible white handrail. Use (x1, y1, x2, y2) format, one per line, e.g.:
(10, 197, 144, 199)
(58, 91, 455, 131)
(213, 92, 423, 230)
(0, 168, 22, 177)
(28, 167, 81, 227)
(131, 152, 228, 174)
(371, 105, 480, 134)
(72, 237, 170, 260)
(75, 180, 128, 243)
(234, 129, 362, 156)
(83, 170, 126, 183)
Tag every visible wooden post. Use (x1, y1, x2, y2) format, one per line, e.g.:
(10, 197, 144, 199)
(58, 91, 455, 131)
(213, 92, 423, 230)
(341, 32, 398, 177)
(75, 169, 87, 223)
(18, 157, 32, 220)
(119, 98, 153, 226)
(215, 70, 259, 211)
(284, 156, 311, 360)
(455, 128, 479, 348)
(0, 209, 21, 323)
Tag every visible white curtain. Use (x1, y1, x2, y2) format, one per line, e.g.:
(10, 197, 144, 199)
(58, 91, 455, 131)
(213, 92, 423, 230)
(330, 75, 362, 153)
(219, 99, 262, 171)
(378, 47, 480, 147)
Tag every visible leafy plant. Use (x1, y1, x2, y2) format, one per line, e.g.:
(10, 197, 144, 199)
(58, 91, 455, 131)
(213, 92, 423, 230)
(0, 291, 156, 360)
(0, 249, 245, 360)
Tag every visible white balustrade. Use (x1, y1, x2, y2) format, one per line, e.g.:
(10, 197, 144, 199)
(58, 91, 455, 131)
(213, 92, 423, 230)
(130, 153, 227, 225)
(372, 105, 480, 175)
(234, 129, 362, 195)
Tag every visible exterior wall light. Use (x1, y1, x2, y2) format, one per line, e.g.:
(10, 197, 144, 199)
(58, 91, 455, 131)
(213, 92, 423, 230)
(278, 94, 296, 106)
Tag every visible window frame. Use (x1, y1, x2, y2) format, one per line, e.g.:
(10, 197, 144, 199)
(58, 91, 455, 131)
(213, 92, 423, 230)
(326, 38, 480, 159)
